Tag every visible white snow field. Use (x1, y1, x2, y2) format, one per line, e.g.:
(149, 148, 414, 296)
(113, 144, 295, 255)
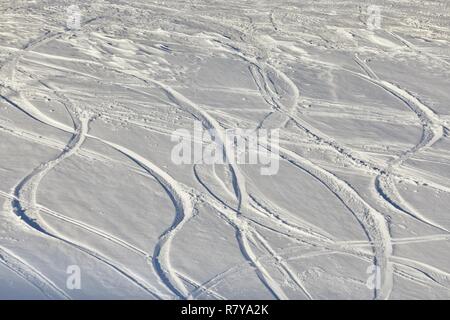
(0, 0, 450, 300)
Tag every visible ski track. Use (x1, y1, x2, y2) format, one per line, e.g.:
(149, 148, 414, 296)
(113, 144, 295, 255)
(352, 55, 449, 233)
(3, 88, 193, 299)
(1, 64, 209, 299)
(0, 16, 182, 300)
(0, 18, 389, 301)
(193, 165, 380, 299)
(203, 23, 394, 298)
(5, 112, 164, 299)
(85, 53, 298, 299)
(1, 1, 449, 299)
(211, 21, 449, 299)
(0, 245, 70, 299)
(0, 189, 148, 257)
(0, 26, 167, 295)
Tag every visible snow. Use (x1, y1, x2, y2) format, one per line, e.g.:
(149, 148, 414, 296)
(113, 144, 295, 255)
(0, 0, 449, 299)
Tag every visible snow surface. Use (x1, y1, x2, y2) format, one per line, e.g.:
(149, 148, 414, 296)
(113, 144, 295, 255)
(1, 0, 450, 299)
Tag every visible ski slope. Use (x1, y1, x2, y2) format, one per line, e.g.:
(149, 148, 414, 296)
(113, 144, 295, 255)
(0, 0, 450, 299)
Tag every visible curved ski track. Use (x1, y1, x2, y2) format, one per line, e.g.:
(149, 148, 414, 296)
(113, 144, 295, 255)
(1, 2, 449, 299)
